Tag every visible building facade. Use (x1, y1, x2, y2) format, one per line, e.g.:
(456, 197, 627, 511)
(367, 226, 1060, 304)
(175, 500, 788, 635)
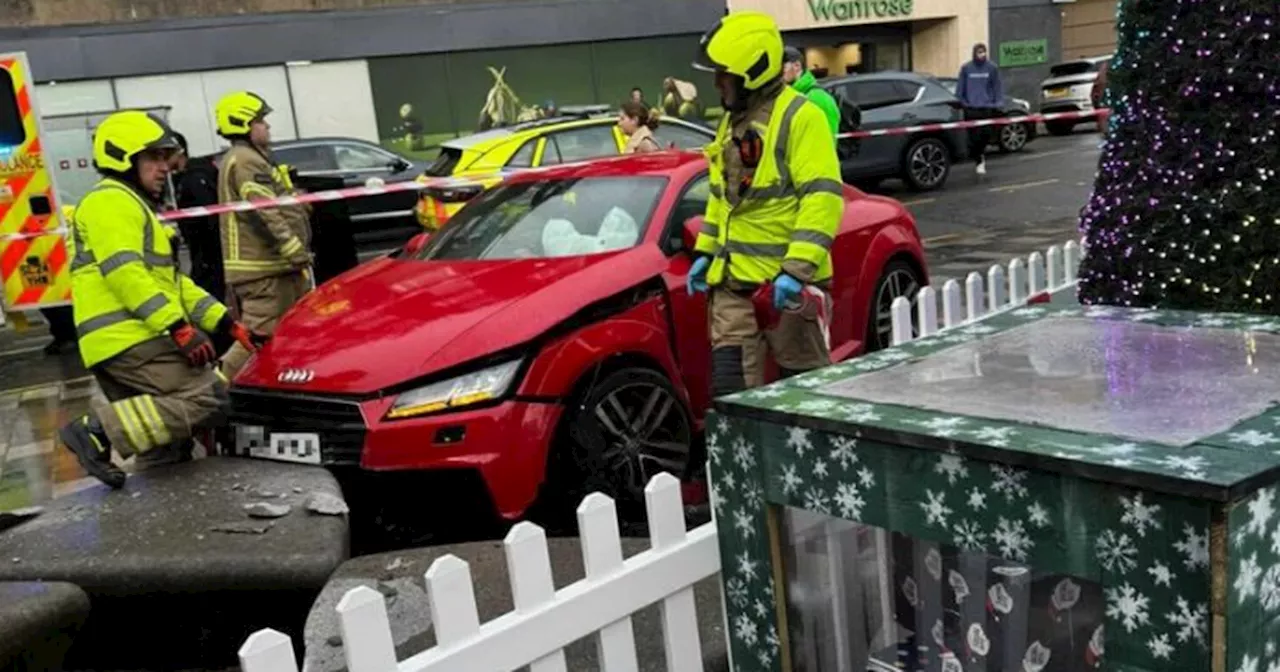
(987, 0, 1064, 102)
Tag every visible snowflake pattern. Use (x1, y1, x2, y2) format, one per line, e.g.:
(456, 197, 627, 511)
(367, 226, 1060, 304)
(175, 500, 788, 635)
(828, 436, 859, 470)
(1105, 582, 1151, 633)
(1167, 596, 1207, 646)
(990, 465, 1029, 502)
(1097, 529, 1138, 573)
(935, 453, 969, 484)
(1175, 524, 1210, 570)
(920, 490, 952, 528)
(835, 482, 866, 520)
(1120, 492, 1163, 537)
(993, 517, 1032, 561)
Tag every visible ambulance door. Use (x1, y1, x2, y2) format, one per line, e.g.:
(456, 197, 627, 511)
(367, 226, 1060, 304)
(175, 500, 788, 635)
(0, 52, 69, 319)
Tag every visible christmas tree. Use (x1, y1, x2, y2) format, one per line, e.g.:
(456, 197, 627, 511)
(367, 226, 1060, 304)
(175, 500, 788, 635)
(1075, 0, 1279, 311)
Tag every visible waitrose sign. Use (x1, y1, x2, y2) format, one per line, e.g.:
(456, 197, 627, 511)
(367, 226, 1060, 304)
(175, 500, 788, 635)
(806, 0, 914, 22)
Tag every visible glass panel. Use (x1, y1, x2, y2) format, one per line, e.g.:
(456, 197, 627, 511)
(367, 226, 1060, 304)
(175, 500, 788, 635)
(274, 145, 335, 172)
(780, 507, 1104, 672)
(0, 69, 28, 147)
(334, 143, 392, 170)
(544, 126, 618, 164)
(820, 317, 1280, 446)
(507, 139, 536, 168)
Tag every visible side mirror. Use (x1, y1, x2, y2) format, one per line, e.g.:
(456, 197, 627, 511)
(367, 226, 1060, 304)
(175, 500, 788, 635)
(681, 215, 703, 254)
(388, 158, 410, 173)
(404, 232, 431, 257)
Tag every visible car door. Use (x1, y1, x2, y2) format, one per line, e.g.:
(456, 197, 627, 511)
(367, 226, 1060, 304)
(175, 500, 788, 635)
(540, 125, 624, 165)
(839, 79, 921, 177)
(273, 144, 337, 174)
(657, 171, 713, 417)
(329, 141, 421, 248)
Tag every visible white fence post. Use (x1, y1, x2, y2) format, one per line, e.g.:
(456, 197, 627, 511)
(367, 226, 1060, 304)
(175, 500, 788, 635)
(579, 493, 640, 672)
(239, 629, 299, 672)
(645, 473, 703, 672)
(1046, 245, 1063, 290)
(425, 555, 482, 648)
(941, 280, 963, 328)
(505, 523, 569, 672)
(337, 586, 398, 672)
(890, 296, 913, 345)
(987, 265, 1006, 313)
(916, 286, 938, 337)
(1027, 252, 1045, 297)
(1007, 258, 1026, 306)
(965, 272, 984, 322)
(1064, 241, 1081, 281)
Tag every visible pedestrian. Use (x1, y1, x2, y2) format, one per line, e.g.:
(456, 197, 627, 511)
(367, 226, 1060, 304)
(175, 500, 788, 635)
(618, 101, 662, 154)
(169, 132, 226, 305)
(781, 46, 841, 136)
(955, 42, 1005, 175)
(214, 91, 313, 379)
(630, 87, 646, 106)
(687, 10, 842, 395)
(56, 110, 264, 488)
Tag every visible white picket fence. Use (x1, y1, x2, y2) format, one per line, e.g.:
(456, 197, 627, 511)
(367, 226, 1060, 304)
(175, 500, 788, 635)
(237, 238, 1082, 672)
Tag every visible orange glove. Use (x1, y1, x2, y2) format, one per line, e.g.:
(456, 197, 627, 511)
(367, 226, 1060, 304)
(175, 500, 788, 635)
(229, 321, 268, 353)
(170, 322, 216, 367)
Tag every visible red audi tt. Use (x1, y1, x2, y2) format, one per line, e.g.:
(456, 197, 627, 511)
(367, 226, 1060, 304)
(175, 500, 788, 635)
(228, 152, 927, 520)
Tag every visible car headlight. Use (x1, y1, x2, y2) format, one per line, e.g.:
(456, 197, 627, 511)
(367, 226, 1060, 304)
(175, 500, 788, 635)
(386, 359, 523, 419)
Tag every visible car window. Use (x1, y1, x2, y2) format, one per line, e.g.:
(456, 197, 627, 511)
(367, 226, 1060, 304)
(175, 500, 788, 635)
(418, 176, 667, 261)
(669, 173, 711, 239)
(274, 145, 336, 171)
(1049, 61, 1099, 77)
(893, 81, 923, 102)
(543, 126, 619, 164)
(507, 139, 537, 168)
(334, 143, 395, 171)
(654, 123, 712, 151)
(0, 69, 26, 147)
(848, 81, 914, 110)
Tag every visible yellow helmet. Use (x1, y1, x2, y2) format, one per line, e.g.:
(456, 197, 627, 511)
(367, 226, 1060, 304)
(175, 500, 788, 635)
(215, 91, 272, 136)
(693, 11, 784, 91)
(92, 110, 181, 173)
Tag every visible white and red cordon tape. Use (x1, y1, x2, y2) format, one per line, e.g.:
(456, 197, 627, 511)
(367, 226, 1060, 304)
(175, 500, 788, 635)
(1, 108, 1106, 241)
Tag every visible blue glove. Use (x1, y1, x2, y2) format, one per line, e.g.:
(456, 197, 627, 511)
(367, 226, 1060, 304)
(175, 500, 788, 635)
(772, 273, 804, 310)
(687, 256, 710, 295)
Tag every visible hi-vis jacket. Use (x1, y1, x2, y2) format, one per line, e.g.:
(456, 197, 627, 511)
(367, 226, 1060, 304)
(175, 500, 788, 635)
(218, 141, 312, 284)
(693, 85, 843, 287)
(68, 178, 228, 369)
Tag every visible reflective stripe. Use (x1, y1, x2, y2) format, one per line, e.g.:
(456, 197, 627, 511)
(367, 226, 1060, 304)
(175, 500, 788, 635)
(144, 253, 174, 268)
(223, 259, 295, 271)
(279, 237, 303, 257)
(738, 95, 808, 204)
(136, 396, 172, 448)
(76, 310, 131, 338)
(700, 220, 720, 238)
(191, 295, 218, 325)
(135, 293, 171, 320)
(99, 251, 143, 275)
(112, 399, 150, 453)
(796, 178, 844, 197)
(70, 250, 96, 271)
(791, 230, 834, 249)
(709, 183, 724, 199)
(726, 241, 788, 257)
(241, 181, 276, 199)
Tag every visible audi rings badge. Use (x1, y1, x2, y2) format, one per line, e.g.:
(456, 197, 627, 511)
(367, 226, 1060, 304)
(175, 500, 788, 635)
(277, 368, 315, 384)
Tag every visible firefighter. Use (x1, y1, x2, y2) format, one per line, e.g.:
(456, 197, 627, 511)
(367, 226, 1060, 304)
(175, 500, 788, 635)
(57, 110, 263, 488)
(214, 91, 312, 378)
(686, 10, 844, 395)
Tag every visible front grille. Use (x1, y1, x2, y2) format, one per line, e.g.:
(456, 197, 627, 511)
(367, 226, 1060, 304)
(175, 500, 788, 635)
(229, 388, 367, 465)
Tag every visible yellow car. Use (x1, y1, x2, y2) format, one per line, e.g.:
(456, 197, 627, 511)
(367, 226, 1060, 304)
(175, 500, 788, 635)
(413, 106, 715, 230)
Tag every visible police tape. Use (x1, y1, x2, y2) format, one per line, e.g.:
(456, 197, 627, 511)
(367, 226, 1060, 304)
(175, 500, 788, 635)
(838, 108, 1107, 139)
(1, 108, 1111, 243)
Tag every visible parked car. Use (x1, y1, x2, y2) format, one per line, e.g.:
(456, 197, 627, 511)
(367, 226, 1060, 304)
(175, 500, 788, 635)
(226, 151, 928, 522)
(819, 72, 970, 192)
(413, 105, 716, 230)
(934, 76, 1036, 153)
(271, 137, 429, 256)
(1039, 56, 1112, 135)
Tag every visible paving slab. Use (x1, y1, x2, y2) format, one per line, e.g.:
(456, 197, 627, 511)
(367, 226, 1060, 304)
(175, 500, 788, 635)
(0, 581, 90, 671)
(0, 457, 350, 669)
(303, 538, 728, 672)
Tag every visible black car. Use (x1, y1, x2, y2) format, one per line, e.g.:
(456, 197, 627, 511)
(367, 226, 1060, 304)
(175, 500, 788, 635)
(819, 72, 970, 191)
(934, 77, 1037, 153)
(271, 137, 428, 258)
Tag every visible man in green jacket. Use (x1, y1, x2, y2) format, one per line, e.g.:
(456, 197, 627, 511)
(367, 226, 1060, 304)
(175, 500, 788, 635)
(782, 46, 840, 136)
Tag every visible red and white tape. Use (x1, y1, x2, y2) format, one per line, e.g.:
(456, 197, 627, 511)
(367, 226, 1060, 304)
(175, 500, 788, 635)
(838, 108, 1107, 139)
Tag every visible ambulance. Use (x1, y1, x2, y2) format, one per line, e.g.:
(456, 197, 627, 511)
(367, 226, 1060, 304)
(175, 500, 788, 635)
(0, 52, 70, 329)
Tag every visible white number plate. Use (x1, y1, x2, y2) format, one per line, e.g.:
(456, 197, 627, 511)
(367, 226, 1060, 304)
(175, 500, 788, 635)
(235, 425, 322, 465)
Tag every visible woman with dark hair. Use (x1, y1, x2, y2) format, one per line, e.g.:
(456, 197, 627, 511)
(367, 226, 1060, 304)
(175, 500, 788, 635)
(618, 101, 661, 154)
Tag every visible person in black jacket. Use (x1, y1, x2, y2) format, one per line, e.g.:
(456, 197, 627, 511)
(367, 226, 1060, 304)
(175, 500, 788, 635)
(171, 133, 226, 304)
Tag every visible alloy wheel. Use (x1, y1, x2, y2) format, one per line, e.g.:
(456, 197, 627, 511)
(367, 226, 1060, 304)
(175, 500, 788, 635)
(591, 382, 692, 498)
(909, 142, 948, 189)
(1001, 122, 1029, 152)
(874, 267, 922, 350)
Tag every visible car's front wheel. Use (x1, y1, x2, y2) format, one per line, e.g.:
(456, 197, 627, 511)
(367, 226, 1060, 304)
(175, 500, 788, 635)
(901, 137, 951, 191)
(548, 367, 694, 517)
(866, 259, 924, 352)
(999, 120, 1030, 152)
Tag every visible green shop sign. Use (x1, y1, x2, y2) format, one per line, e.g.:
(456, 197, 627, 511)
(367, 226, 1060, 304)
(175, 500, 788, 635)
(806, 0, 914, 22)
(998, 38, 1049, 67)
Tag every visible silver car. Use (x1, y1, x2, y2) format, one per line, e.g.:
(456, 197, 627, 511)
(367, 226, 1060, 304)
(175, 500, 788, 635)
(1039, 56, 1112, 135)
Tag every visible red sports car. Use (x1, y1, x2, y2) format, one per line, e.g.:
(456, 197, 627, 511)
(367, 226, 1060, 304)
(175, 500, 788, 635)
(228, 152, 927, 520)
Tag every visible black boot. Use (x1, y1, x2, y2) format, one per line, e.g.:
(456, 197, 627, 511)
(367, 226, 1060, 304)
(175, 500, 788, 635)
(58, 415, 127, 489)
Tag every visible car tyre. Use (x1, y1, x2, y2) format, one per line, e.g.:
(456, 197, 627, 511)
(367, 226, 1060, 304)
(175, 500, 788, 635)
(901, 137, 950, 192)
(865, 259, 924, 353)
(999, 120, 1030, 153)
(1046, 120, 1076, 136)
(541, 367, 694, 521)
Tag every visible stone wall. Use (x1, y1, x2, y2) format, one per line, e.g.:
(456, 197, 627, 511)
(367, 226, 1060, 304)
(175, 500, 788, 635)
(0, 0, 542, 27)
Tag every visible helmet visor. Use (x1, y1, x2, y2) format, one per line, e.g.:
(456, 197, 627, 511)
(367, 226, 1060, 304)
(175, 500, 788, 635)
(692, 22, 725, 73)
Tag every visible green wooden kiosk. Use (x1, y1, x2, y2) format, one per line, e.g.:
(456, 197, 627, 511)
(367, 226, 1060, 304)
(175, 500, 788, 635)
(710, 302, 1280, 672)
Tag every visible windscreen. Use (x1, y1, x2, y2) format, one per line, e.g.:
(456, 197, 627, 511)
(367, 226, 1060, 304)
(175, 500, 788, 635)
(424, 147, 463, 177)
(1049, 61, 1099, 78)
(417, 176, 667, 261)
